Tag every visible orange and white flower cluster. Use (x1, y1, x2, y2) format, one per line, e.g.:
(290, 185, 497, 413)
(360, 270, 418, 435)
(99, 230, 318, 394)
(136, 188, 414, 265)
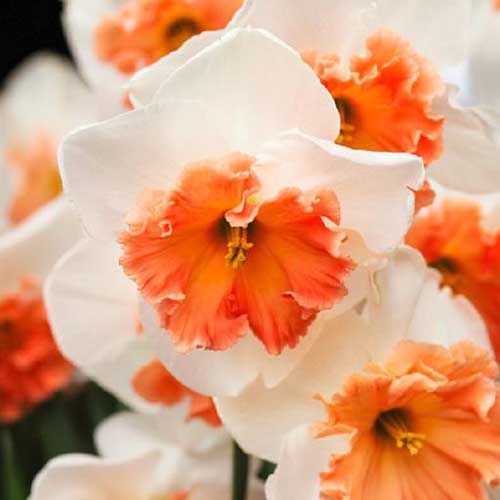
(2, 0, 500, 498)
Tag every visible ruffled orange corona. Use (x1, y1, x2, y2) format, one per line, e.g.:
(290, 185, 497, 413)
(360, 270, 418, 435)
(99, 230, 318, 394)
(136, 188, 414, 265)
(407, 199, 500, 360)
(94, 0, 242, 75)
(303, 29, 444, 166)
(133, 359, 221, 426)
(5, 132, 62, 225)
(0, 278, 73, 422)
(314, 340, 500, 499)
(119, 153, 354, 355)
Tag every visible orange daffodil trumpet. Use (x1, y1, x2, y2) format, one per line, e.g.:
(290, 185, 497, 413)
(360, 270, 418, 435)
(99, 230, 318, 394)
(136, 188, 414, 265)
(56, 29, 424, 398)
(0, 278, 73, 422)
(268, 340, 500, 500)
(407, 190, 500, 361)
(129, 0, 500, 196)
(29, 410, 265, 500)
(62, 0, 243, 110)
(118, 151, 355, 355)
(94, 0, 243, 75)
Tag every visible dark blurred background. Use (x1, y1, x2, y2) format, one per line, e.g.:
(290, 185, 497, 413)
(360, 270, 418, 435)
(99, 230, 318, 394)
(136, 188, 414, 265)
(0, 0, 70, 83)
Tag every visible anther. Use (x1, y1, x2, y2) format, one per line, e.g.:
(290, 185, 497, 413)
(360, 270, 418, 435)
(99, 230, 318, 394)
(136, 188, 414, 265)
(225, 227, 253, 269)
(377, 410, 426, 456)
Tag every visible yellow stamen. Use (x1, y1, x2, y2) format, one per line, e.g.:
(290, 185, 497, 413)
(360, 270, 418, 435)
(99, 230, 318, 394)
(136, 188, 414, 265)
(225, 226, 253, 269)
(378, 410, 426, 456)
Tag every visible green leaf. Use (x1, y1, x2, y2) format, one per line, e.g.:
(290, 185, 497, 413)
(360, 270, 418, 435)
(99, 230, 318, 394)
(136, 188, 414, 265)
(1, 426, 27, 500)
(257, 460, 277, 481)
(39, 396, 86, 459)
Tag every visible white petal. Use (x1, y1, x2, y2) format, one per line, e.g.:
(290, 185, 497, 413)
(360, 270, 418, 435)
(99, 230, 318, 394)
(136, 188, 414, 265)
(96, 410, 229, 460)
(96, 411, 231, 493)
(44, 238, 155, 412)
(143, 297, 336, 398)
(0, 52, 97, 142)
(232, 0, 471, 67)
(216, 309, 374, 461)
(0, 157, 9, 232)
(265, 424, 349, 500)
(153, 28, 340, 152)
(128, 30, 223, 107)
(484, 197, 500, 233)
(468, 3, 500, 109)
(191, 480, 265, 500)
(29, 451, 161, 500)
(428, 89, 500, 193)
(230, 0, 373, 58)
(0, 197, 81, 294)
(368, 243, 491, 351)
(63, 0, 128, 109)
(406, 269, 492, 351)
(361, 0, 471, 68)
(256, 131, 424, 253)
(364, 245, 428, 359)
(60, 100, 230, 241)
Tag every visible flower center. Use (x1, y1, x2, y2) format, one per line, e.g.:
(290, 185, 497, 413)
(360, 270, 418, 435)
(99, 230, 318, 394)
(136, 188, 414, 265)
(166, 16, 201, 51)
(224, 226, 253, 269)
(376, 409, 426, 455)
(334, 98, 356, 145)
(5, 133, 61, 225)
(0, 320, 15, 352)
(429, 257, 460, 293)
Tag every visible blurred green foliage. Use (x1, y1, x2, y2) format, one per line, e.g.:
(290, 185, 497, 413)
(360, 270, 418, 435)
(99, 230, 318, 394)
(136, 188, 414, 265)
(0, 382, 125, 499)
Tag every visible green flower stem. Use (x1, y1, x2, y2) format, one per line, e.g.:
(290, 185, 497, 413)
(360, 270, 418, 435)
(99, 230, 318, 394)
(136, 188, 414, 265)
(232, 440, 250, 500)
(1, 426, 27, 500)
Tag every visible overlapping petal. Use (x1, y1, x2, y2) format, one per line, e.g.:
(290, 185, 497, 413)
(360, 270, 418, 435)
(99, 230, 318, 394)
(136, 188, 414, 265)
(216, 247, 491, 461)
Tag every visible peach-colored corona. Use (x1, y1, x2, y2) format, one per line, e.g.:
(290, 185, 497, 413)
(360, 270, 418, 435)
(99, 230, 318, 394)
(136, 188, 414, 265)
(133, 359, 221, 426)
(119, 153, 354, 355)
(303, 29, 444, 165)
(94, 0, 242, 75)
(5, 132, 62, 225)
(303, 29, 444, 210)
(407, 199, 500, 361)
(0, 278, 73, 422)
(314, 340, 500, 499)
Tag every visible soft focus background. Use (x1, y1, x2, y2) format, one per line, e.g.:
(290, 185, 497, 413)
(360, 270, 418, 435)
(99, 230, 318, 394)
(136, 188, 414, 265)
(0, 3, 122, 498)
(0, 1, 68, 80)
